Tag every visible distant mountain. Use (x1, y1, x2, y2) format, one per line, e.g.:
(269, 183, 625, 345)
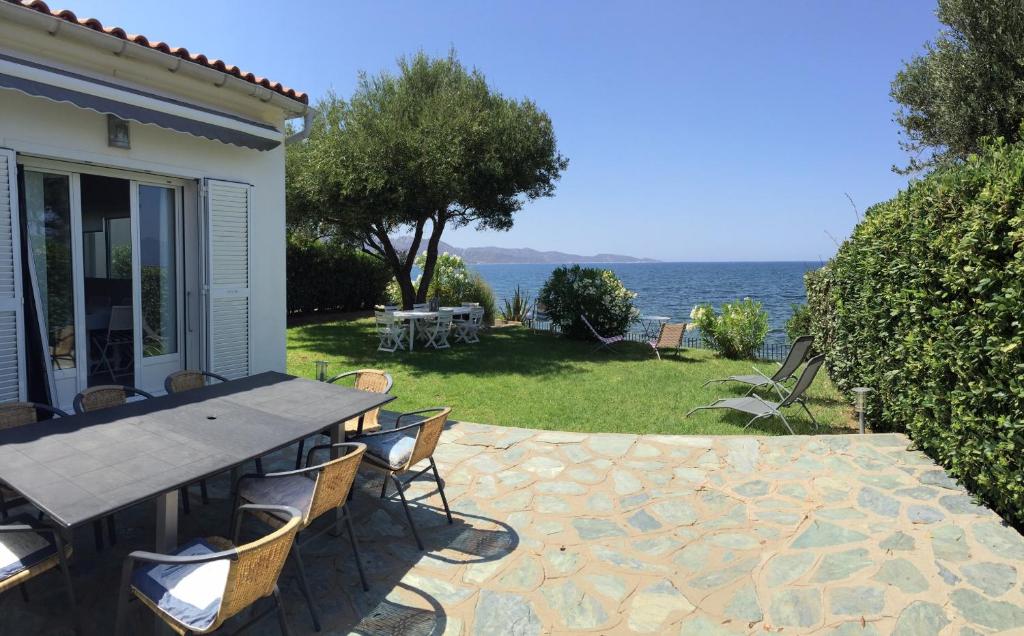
(390, 237, 655, 265)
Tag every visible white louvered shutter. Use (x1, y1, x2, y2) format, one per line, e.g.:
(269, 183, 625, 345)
(0, 149, 25, 402)
(205, 180, 251, 379)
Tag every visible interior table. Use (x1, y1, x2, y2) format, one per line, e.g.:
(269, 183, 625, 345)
(0, 371, 394, 557)
(392, 306, 472, 351)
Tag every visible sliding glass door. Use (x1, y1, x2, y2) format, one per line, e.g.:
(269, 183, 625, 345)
(19, 161, 185, 406)
(135, 182, 183, 391)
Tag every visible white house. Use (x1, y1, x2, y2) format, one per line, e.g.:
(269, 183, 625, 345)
(0, 1, 310, 409)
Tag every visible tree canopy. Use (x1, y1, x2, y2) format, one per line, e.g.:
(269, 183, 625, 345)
(891, 0, 1024, 173)
(287, 51, 568, 307)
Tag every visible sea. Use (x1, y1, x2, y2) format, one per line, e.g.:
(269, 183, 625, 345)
(471, 261, 823, 346)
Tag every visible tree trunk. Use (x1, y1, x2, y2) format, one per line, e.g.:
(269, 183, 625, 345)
(415, 216, 447, 305)
(372, 220, 425, 309)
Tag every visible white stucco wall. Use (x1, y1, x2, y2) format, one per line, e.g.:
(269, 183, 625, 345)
(0, 89, 288, 374)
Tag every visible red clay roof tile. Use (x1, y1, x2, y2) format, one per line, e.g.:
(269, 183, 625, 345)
(5, 0, 309, 105)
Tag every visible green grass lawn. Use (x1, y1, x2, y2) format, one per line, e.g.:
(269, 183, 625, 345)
(287, 317, 856, 435)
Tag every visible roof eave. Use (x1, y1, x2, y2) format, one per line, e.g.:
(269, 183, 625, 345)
(0, 1, 308, 116)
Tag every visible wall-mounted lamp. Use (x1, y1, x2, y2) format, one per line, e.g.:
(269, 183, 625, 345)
(315, 360, 329, 382)
(851, 387, 872, 434)
(107, 114, 130, 149)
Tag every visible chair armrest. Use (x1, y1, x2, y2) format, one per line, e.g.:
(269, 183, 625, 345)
(125, 547, 239, 566)
(305, 442, 366, 468)
(130, 387, 156, 400)
(0, 522, 54, 535)
(206, 371, 230, 383)
(396, 407, 447, 427)
(324, 370, 360, 385)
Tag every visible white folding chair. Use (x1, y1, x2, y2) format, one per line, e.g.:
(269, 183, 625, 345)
(423, 309, 454, 350)
(454, 307, 484, 344)
(376, 312, 408, 352)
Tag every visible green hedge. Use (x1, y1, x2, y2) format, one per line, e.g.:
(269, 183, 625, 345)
(806, 138, 1024, 527)
(286, 237, 392, 314)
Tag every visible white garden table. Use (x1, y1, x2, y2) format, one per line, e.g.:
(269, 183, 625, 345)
(393, 306, 472, 351)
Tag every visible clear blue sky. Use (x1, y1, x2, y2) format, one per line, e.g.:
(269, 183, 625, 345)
(70, 1, 940, 261)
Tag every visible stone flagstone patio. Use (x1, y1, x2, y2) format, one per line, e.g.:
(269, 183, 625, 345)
(3, 421, 1024, 635)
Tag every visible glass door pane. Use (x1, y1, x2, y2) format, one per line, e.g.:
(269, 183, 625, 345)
(138, 185, 178, 358)
(22, 171, 75, 371)
(81, 174, 134, 387)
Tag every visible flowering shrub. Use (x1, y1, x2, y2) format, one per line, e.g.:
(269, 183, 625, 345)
(538, 265, 638, 340)
(690, 298, 769, 359)
(386, 252, 497, 323)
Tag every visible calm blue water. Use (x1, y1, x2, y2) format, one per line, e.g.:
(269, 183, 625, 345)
(472, 261, 821, 346)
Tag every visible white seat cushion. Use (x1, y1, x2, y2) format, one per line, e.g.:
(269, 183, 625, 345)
(0, 517, 57, 581)
(132, 539, 231, 632)
(361, 431, 417, 469)
(238, 474, 316, 521)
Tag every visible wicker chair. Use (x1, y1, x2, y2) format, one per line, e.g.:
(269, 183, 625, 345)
(352, 408, 452, 550)
(0, 402, 69, 520)
(72, 385, 155, 414)
(115, 504, 301, 636)
(236, 443, 367, 631)
(72, 385, 155, 550)
(164, 370, 229, 394)
(293, 369, 393, 469)
(649, 322, 688, 359)
(163, 370, 232, 514)
(0, 517, 79, 634)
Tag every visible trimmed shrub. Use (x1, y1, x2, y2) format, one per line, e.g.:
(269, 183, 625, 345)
(785, 303, 813, 345)
(538, 265, 637, 340)
(386, 252, 497, 324)
(690, 298, 769, 359)
(806, 137, 1024, 527)
(286, 236, 392, 314)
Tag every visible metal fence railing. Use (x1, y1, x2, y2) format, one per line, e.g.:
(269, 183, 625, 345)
(529, 320, 790, 362)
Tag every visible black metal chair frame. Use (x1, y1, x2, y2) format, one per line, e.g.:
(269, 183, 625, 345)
(233, 443, 367, 632)
(353, 408, 453, 551)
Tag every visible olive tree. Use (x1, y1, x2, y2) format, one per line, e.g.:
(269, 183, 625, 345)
(287, 51, 567, 308)
(891, 0, 1024, 173)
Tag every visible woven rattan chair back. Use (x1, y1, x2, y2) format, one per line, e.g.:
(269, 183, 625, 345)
(353, 369, 392, 394)
(217, 513, 302, 625)
(0, 403, 38, 429)
(74, 386, 127, 413)
(327, 370, 393, 431)
(405, 407, 451, 470)
(306, 443, 366, 524)
(164, 370, 227, 394)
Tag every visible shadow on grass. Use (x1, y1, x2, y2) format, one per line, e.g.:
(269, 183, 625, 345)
(290, 320, 673, 379)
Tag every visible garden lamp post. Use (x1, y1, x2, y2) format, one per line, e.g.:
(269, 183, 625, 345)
(315, 360, 329, 382)
(852, 387, 872, 434)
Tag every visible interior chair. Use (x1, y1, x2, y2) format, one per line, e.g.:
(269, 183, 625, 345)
(235, 443, 367, 631)
(90, 305, 134, 382)
(114, 504, 301, 636)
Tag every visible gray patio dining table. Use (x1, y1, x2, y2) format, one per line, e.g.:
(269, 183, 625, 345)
(0, 372, 394, 555)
